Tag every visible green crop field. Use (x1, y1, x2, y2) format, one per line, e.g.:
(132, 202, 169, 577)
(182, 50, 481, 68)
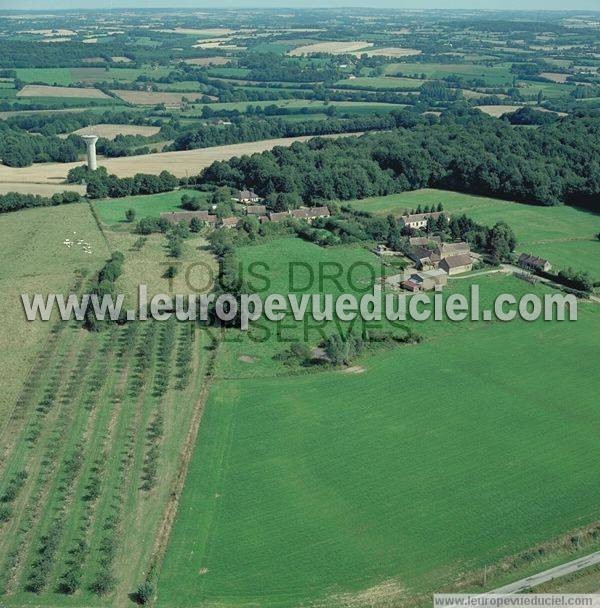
(15, 68, 75, 85)
(349, 189, 600, 278)
(384, 62, 514, 85)
(336, 76, 423, 90)
(94, 189, 208, 224)
(158, 277, 600, 607)
(207, 67, 250, 79)
(14, 66, 172, 86)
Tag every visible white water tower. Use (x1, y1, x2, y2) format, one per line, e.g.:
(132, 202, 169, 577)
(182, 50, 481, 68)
(81, 134, 98, 171)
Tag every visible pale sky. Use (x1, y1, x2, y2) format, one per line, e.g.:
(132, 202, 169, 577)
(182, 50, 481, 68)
(1, 0, 600, 10)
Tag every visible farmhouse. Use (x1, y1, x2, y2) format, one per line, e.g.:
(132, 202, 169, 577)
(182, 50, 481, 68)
(269, 211, 291, 223)
(291, 206, 331, 222)
(409, 235, 441, 247)
(235, 189, 260, 204)
(408, 240, 472, 270)
(160, 210, 217, 227)
(439, 254, 473, 275)
(266, 206, 331, 223)
(402, 268, 448, 292)
(518, 253, 552, 272)
(246, 204, 267, 215)
(399, 211, 447, 230)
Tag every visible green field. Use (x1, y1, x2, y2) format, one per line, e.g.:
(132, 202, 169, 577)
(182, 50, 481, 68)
(15, 66, 172, 86)
(158, 280, 600, 607)
(384, 62, 514, 85)
(94, 189, 207, 224)
(349, 189, 600, 279)
(15, 68, 75, 85)
(213, 237, 394, 379)
(207, 67, 251, 79)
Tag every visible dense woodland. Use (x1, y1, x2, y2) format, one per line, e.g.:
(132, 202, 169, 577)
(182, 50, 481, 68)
(198, 108, 600, 211)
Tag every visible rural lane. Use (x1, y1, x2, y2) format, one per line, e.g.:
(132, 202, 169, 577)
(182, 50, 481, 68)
(490, 551, 600, 593)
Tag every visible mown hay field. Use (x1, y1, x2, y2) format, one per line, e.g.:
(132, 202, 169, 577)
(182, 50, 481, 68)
(355, 46, 421, 57)
(67, 123, 161, 139)
(474, 104, 524, 116)
(184, 56, 231, 66)
(0, 182, 86, 196)
(288, 40, 373, 56)
(17, 84, 110, 99)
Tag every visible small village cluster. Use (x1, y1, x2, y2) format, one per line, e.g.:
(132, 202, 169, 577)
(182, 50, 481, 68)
(160, 198, 553, 295)
(62, 231, 93, 254)
(378, 211, 477, 293)
(160, 188, 330, 230)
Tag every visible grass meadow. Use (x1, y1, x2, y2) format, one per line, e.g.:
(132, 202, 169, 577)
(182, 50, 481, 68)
(384, 62, 514, 85)
(158, 295, 600, 607)
(94, 189, 207, 224)
(335, 76, 423, 90)
(0, 203, 109, 421)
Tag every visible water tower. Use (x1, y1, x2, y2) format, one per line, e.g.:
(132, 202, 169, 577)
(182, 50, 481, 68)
(81, 134, 98, 171)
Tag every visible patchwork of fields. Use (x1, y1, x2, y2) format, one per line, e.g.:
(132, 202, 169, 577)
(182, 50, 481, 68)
(1, 7, 599, 607)
(1, 163, 600, 608)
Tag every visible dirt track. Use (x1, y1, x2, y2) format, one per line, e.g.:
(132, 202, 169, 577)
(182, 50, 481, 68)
(0, 133, 362, 187)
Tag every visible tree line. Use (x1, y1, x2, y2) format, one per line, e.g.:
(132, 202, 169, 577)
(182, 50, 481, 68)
(0, 191, 82, 214)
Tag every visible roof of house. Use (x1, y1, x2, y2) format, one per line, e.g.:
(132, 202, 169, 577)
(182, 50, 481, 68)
(403, 279, 421, 290)
(269, 211, 291, 222)
(409, 235, 441, 246)
(291, 206, 330, 219)
(519, 253, 550, 267)
(436, 241, 470, 256)
(246, 205, 267, 215)
(401, 211, 446, 224)
(440, 254, 473, 268)
(160, 211, 216, 224)
(236, 188, 258, 199)
(409, 245, 440, 263)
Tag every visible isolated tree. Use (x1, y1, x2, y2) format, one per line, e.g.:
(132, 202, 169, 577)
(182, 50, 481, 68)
(125, 208, 136, 222)
(190, 217, 203, 233)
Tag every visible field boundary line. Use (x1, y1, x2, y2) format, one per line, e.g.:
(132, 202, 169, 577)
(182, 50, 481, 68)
(490, 550, 600, 594)
(145, 333, 221, 600)
(86, 199, 112, 253)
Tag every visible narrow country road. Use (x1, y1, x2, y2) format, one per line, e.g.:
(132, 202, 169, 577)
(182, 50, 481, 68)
(490, 550, 600, 593)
